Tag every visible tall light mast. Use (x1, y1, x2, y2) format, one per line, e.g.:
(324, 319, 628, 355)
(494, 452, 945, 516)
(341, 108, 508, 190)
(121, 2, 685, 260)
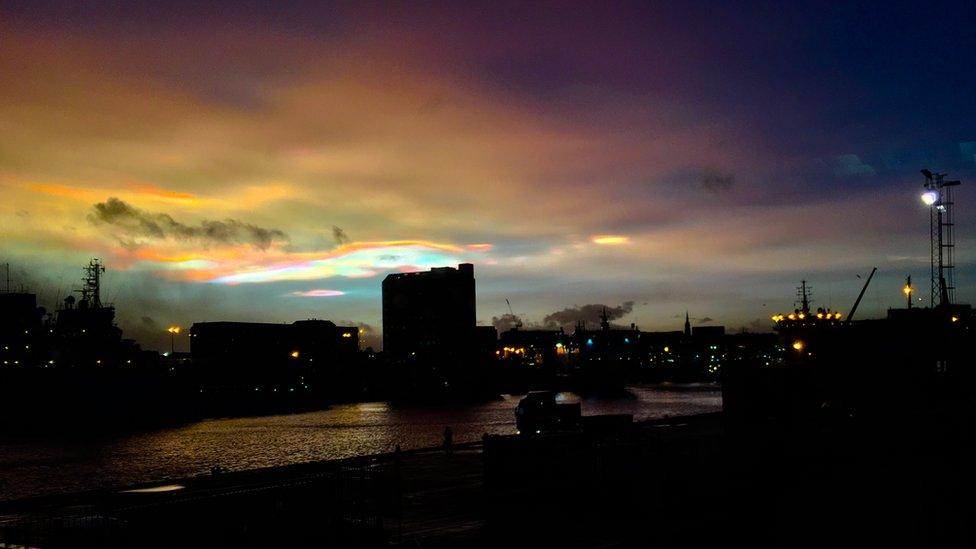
(920, 170, 961, 307)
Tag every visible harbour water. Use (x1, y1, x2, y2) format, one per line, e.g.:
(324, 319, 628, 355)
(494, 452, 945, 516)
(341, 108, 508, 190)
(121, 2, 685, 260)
(0, 384, 720, 501)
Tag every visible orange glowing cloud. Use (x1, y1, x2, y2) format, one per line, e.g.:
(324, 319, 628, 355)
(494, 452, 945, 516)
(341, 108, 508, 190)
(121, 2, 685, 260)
(591, 235, 630, 245)
(28, 183, 98, 201)
(125, 182, 198, 202)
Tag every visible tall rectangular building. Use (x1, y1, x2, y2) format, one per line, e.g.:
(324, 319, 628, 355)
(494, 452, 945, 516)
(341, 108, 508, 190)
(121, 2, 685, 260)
(382, 263, 476, 358)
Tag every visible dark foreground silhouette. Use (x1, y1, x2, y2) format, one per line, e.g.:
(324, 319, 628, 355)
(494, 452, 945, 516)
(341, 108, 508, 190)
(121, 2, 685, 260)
(1, 404, 973, 548)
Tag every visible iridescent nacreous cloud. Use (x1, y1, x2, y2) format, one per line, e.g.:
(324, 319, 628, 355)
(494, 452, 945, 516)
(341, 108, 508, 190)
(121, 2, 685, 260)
(290, 290, 345, 298)
(1, 2, 974, 350)
(206, 241, 477, 284)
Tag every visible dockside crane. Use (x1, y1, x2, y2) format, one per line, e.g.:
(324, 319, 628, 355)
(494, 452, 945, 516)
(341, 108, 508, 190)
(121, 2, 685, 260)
(505, 299, 523, 330)
(846, 267, 877, 324)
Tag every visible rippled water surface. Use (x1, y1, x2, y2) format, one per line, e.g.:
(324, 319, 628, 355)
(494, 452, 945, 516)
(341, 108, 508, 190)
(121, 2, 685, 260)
(0, 385, 721, 501)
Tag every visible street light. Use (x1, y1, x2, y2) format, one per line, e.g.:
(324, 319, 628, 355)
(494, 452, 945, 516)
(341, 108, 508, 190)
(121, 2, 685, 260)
(902, 275, 913, 309)
(167, 326, 181, 355)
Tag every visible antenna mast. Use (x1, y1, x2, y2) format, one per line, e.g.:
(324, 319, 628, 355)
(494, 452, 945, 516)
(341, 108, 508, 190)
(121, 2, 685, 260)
(79, 259, 106, 308)
(795, 280, 812, 314)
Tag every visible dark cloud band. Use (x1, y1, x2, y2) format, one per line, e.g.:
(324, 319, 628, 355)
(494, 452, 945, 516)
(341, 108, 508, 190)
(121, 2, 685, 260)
(543, 301, 635, 330)
(90, 198, 288, 250)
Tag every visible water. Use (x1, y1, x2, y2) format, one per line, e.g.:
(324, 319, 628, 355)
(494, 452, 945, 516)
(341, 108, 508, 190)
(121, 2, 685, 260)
(0, 385, 721, 501)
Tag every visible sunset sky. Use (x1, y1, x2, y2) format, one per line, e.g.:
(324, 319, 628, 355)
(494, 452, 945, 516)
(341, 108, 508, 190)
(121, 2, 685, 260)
(2, 1, 975, 351)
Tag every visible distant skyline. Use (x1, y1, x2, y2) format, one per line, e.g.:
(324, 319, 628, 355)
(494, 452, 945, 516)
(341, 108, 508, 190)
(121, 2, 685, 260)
(2, 1, 975, 351)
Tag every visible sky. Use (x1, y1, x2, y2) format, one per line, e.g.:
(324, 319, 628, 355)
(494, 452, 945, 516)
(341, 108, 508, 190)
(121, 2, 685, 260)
(2, 1, 975, 351)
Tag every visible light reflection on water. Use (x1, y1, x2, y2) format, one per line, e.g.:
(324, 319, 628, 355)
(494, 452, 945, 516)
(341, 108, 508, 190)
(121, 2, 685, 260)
(0, 385, 720, 501)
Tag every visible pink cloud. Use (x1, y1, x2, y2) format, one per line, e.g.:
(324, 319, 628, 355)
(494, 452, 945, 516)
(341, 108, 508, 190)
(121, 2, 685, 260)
(290, 289, 345, 297)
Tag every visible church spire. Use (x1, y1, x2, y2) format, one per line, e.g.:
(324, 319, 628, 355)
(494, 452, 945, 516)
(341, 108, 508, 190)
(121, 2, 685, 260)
(684, 311, 691, 337)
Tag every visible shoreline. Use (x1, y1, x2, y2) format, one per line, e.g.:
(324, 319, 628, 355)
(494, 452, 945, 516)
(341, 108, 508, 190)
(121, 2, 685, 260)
(0, 410, 722, 507)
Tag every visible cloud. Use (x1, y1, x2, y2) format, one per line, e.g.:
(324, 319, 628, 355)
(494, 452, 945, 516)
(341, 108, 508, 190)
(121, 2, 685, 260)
(833, 154, 875, 177)
(960, 142, 976, 164)
(290, 289, 345, 297)
(204, 240, 472, 284)
(491, 313, 523, 333)
(735, 318, 773, 333)
(591, 235, 630, 245)
(543, 301, 634, 330)
(700, 167, 735, 193)
(697, 316, 714, 324)
(332, 226, 350, 246)
(90, 197, 288, 250)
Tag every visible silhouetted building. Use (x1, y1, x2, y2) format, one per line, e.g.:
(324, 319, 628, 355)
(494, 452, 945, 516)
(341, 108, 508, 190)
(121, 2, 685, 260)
(382, 263, 476, 360)
(190, 319, 358, 385)
(498, 328, 568, 367)
(475, 325, 499, 359)
(0, 292, 45, 366)
(692, 325, 725, 341)
(568, 311, 641, 391)
(688, 326, 726, 374)
(0, 292, 41, 331)
(634, 330, 684, 369)
(573, 316, 641, 363)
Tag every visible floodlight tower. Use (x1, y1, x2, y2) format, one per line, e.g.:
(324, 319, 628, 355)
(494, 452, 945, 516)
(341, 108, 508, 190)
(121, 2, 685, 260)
(920, 169, 961, 307)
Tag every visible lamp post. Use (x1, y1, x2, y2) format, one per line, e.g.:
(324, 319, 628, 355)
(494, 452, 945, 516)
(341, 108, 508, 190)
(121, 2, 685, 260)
(167, 326, 181, 355)
(902, 275, 913, 309)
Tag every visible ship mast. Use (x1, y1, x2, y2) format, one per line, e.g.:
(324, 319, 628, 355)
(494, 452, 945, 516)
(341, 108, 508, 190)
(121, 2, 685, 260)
(796, 280, 812, 315)
(78, 259, 106, 308)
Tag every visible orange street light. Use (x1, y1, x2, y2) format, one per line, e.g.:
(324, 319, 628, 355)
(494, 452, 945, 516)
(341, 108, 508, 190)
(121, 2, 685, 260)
(167, 326, 181, 354)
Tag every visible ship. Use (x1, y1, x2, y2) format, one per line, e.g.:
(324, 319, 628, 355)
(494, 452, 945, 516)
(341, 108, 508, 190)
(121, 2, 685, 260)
(0, 260, 195, 433)
(0, 259, 153, 369)
(723, 273, 973, 422)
